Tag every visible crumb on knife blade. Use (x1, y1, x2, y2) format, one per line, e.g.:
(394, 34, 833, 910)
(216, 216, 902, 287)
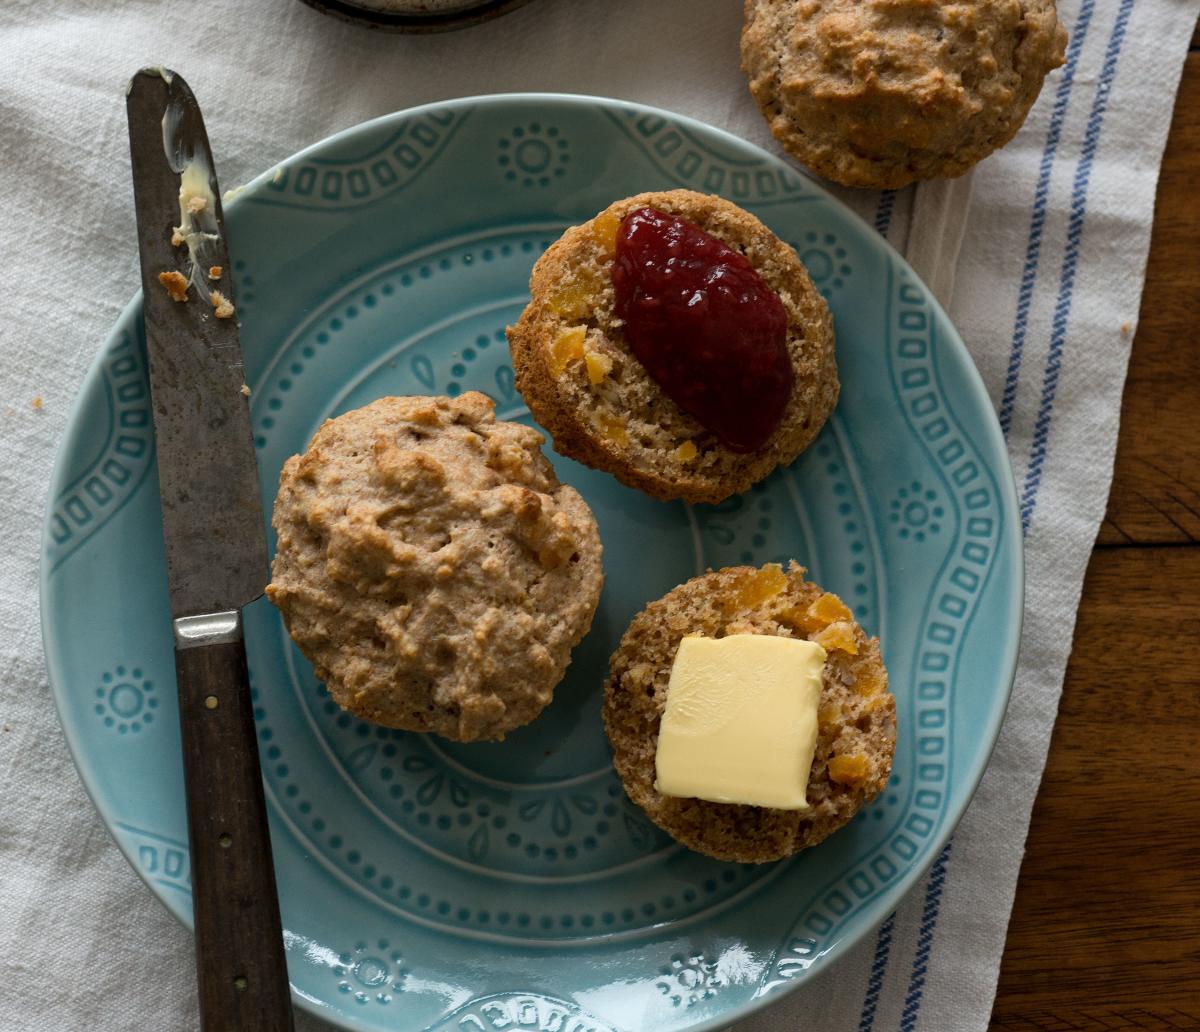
(208, 265, 222, 280)
(211, 290, 235, 319)
(240, 384, 251, 397)
(159, 270, 189, 301)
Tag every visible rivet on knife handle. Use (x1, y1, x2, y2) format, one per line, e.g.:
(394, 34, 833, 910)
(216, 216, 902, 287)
(126, 67, 294, 1031)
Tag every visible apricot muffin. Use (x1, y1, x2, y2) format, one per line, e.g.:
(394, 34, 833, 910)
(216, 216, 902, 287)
(507, 190, 837, 504)
(604, 563, 895, 862)
(267, 392, 603, 742)
(742, 0, 1068, 188)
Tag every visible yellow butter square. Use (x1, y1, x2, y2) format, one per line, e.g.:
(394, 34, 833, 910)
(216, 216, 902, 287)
(654, 634, 825, 810)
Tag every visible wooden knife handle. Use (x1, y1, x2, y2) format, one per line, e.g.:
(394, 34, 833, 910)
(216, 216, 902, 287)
(174, 638, 295, 1031)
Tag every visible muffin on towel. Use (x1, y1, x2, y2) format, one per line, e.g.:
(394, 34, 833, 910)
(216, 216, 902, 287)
(267, 391, 603, 742)
(742, 0, 1068, 188)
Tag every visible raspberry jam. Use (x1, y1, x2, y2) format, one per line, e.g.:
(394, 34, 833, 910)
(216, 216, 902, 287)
(611, 207, 793, 453)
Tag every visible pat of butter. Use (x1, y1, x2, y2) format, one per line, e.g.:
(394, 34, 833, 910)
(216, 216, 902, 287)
(654, 634, 826, 810)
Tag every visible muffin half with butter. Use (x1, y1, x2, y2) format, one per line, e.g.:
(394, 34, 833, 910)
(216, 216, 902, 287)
(603, 562, 894, 862)
(267, 391, 603, 742)
(507, 190, 837, 504)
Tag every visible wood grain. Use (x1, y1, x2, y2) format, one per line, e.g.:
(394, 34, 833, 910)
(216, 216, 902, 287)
(990, 49, 1200, 1032)
(1096, 55, 1200, 546)
(991, 549, 1200, 1030)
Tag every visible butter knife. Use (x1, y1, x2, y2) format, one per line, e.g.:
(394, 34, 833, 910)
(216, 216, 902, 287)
(126, 67, 294, 1031)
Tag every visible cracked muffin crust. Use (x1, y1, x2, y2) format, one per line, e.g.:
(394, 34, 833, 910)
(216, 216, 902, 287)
(604, 563, 895, 862)
(506, 190, 838, 504)
(742, 0, 1068, 188)
(267, 392, 604, 742)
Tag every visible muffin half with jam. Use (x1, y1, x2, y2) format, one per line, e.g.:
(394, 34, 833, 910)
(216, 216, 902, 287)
(507, 189, 837, 504)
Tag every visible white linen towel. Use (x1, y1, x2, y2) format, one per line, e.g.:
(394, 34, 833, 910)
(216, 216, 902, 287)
(1, 1, 1195, 1029)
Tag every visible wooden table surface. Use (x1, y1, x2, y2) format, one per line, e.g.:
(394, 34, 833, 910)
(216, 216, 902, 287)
(988, 30, 1200, 1032)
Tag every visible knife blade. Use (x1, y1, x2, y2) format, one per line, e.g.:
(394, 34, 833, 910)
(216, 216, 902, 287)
(127, 67, 294, 1031)
(127, 67, 266, 620)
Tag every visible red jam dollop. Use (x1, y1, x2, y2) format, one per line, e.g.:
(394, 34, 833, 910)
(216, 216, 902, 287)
(611, 207, 793, 453)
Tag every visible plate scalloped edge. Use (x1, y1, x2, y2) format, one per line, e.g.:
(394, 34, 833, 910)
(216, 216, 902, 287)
(41, 92, 1023, 1032)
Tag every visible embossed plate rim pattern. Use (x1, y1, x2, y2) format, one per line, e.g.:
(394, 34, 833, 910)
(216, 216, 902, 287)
(40, 93, 1024, 1032)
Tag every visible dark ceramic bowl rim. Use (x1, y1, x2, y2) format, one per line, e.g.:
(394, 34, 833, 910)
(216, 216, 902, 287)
(296, 0, 535, 33)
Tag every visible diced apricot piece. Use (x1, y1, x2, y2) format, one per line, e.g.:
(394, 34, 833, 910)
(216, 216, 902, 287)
(674, 440, 698, 462)
(546, 274, 600, 319)
(817, 703, 841, 728)
(854, 665, 887, 697)
(809, 592, 853, 626)
(584, 349, 613, 384)
(828, 753, 869, 786)
(813, 620, 859, 655)
(779, 591, 853, 633)
(592, 211, 621, 256)
(596, 412, 628, 446)
(732, 564, 788, 610)
(549, 326, 586, 376)
(778, 605, 809, 631)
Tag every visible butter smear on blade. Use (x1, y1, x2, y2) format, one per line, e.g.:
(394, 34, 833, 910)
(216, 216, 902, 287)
(160, 95, 222, 305)
(654, 634, 826, 810)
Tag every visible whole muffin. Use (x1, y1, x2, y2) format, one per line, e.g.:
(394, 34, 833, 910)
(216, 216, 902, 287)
(604, 563, 895, 862)
(267, 392, 603, 742)
(507, 190, 837, 505)
(742, 0, 1068, 188)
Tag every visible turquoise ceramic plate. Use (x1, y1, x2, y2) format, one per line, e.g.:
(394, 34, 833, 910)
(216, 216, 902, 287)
(42, 94, 1022, 1032)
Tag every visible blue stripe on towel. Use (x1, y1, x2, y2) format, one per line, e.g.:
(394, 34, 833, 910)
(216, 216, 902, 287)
(853, 6, 1134, 1024)
(852, 181, 919, 1032)
(856, 913, 896, 1032)
(852, 5, 1099, 1025)
(1021, 0, 1136, 533)
(898, 842, 953, 1032)
(998, 0, 1098, 437)
(874, 190, 898, 238)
